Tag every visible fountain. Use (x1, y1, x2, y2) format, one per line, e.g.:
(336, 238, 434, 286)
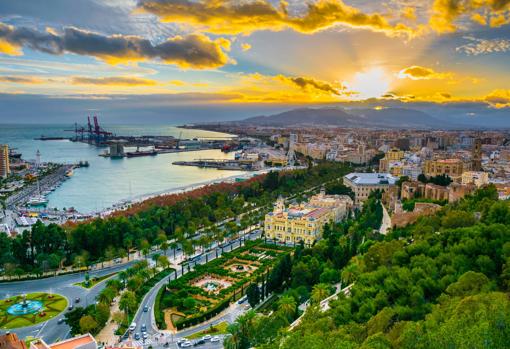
(6, 294, 43, 316)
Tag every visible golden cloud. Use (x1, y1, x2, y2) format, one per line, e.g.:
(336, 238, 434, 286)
(137, 0, 420, 38)
(430, 0, 510, 33)
(70, 76, 158, 86)
(0, 76, 44, 84)
(0, 23, 231, 69)
(241, 43, 252, 52)
(485, 89, 510, 108)
(398, 65, 453, 80)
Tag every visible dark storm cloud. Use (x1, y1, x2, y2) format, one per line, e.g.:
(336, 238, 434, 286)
(0, 23, 231, 68)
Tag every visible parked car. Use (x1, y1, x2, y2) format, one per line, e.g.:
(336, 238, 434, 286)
(180, 341, 192, 348)
(202, 335, 211, 341)
(210, 336, 220, 343)
(193, 339, 205, 346)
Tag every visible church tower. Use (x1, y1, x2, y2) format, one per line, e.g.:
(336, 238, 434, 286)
(472, 138, 482, 171)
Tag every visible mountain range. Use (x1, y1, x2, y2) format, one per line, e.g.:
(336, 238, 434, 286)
(238, 107, 451, 129)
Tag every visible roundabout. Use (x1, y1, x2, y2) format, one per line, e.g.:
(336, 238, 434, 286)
(0, 293, 67, 330)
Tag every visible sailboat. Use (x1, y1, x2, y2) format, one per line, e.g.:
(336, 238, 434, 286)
(28, 177, 48, 206)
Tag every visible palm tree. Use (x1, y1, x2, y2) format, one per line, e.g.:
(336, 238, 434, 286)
(278, 295, 296, 319)
(224, 323, 242, 349)
(311, 283, 331, 304)
(160, 241, 169, 256)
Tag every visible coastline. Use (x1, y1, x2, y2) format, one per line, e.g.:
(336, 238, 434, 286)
(96, 167, 282, 218)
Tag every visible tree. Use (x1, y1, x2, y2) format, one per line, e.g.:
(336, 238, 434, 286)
(79, 315, 98, 334)
(119, 290, 137, 314)
(278, 295, 296, 319)
(158, 255, 170, 270)
(311, 283, 331, 304)
(246, 283, 261, 308)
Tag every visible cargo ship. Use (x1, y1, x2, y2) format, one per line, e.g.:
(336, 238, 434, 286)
(126, 149, 158, 158)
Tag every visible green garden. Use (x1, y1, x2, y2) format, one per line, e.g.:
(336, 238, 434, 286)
(156, 240, 292, 330)
(0, 292, 67, 329)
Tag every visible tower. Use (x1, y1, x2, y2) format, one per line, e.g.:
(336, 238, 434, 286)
(274, 196, 285, 213)
(472, 138, 482, 171)
(0, 144, 10, 178)
(35, 149, 41, 168)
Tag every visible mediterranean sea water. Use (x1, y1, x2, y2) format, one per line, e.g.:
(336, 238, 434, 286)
(1, 124, 246, 213)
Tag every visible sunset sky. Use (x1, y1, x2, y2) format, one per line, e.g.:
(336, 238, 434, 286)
(1, 0, 510, 122)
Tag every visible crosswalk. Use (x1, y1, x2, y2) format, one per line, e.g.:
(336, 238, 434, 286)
(130, 339, 153, 347)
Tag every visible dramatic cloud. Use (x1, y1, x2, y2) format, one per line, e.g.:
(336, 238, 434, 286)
(0, 22, 231, 69)
(398, 66, 453, 80)
(485, 89, 510, 108)
(430, 0, 510, 33)
(456, 36, 510, 55)
(71, 76, 158, 86)
(0, 75, 44, 84)
(281, 76, 344, 95)
(137, 0, 419, 37)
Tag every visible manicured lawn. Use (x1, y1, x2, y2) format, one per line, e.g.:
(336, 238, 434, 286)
(0, 293, 67, 330)
(186, 321, 230, 339)
(74, 272, 117, 289)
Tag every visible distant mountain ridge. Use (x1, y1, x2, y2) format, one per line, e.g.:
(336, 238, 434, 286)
(240, 107, 449, 129)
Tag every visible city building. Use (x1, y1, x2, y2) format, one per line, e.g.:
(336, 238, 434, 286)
(343, 173, 397, 204)
(0, 144, 10, 178)
(423, 159, 465, 181)
(264, 192, 351, 245)
(0, 333, 27, 349)
(472, 138, 482, 171)
(461, 171, 489, 187)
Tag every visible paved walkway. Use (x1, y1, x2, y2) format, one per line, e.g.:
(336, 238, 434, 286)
(96, 295, 121, 346)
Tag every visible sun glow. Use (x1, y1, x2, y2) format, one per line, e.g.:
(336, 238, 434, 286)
(348, 68, 391, 99)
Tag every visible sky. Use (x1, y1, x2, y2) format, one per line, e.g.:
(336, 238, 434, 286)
(0, 0, 510, 124)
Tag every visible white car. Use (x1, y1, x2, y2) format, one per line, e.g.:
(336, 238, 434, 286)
(210, 336, 220, 343)
(128, 322, 136, 332)
(202, 335, 211, 341)
(180, 341, 192, 348)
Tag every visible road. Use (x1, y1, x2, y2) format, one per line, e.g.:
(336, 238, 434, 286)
(0, 262, 139, 343)
(127, 229, 262, 349)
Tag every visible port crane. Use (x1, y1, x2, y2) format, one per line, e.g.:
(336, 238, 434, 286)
(66, 115, 113, 143)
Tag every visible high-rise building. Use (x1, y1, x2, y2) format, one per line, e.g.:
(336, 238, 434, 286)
(0, 144, 10, 178)
(472, 138, 482, 171)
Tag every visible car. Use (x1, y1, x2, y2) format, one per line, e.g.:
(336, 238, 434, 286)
(143, 305, 149, 312)
(202, 335, 211, 341)
(210, 336, 220, 343)
(122, 333, 129, 340)
(142, 333, 148, 340)
(193, 339, 205, 346)
(134, 333, 140, 340)
(180, 341, 192, 348)
(74, 297, 80, 303)
(129, 322, 137, 332)
(141, 324, 147, 331)
(57, 318, 65, 324)
(68, 305, 74, 311)
(237, 296, 247, 304)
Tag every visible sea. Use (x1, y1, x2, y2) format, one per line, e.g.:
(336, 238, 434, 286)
(0, 124, 247, 214)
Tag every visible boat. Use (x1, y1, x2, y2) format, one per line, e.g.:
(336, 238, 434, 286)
(8, 149, 22, 159)
(65, 169, 74, 177)
(28, 196, 48, 206)
(125, 147, 158, 158)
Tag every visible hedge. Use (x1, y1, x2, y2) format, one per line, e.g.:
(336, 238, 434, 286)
(175, 297, 231, 330)
(154, 285, 166, 330)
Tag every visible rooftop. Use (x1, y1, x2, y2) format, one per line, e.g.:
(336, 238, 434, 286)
(344, 173, 397, 186)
